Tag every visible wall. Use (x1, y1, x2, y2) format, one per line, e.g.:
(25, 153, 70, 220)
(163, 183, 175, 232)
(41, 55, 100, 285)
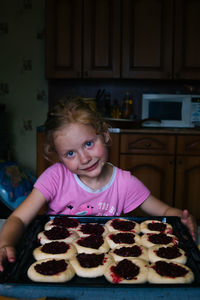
(49, 79, 200, 121)
(0, 0, 48, 175)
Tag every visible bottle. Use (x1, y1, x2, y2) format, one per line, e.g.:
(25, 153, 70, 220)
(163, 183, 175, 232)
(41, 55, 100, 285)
(122, 91, 133, 119)
(104, 91, 111, 118)
(111, 99, 121, 119)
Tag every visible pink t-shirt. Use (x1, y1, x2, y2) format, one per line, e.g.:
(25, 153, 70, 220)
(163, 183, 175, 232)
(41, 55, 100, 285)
(34, 162, 150, 216)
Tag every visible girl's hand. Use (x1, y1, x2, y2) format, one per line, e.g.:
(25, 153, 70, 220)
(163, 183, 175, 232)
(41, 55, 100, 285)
(0, 246, 16, 272)
(181, 209, 197, 242)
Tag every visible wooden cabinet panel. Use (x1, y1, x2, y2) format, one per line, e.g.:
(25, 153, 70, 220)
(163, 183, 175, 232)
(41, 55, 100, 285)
(122, 0, 173, 79)
(120, 154, 174, 207)
(45, 0, 121, 78)
(83, 0, 121, 78)
(174, 0, 200, 80)
(176, 135, 200, 155)
(46, 0, 82, 78)
(120, 134, 175, 154)
(175, 156, 200, 221)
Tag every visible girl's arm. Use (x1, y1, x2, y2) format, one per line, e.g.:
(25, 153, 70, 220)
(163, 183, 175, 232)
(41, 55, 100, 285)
(140, 194, 197, 241)
(0, 188, 46, 271)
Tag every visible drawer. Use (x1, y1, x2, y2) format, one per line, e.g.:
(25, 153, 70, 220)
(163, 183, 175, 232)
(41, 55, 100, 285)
(177, 135, 200, 155)
(120, 134, 175, 154)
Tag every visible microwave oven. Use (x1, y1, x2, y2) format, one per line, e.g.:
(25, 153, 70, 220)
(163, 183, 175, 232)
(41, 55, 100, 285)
(141, 94, 200, 128)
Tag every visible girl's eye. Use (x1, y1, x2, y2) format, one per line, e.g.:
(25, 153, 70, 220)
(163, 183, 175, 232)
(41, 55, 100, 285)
(85, 141, 94, 148)
(67, 151, 74, 158)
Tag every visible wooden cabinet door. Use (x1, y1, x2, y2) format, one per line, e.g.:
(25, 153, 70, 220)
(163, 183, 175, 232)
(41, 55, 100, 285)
(122, 0, 173, 79)
(174, 0, 200, 80)
(83, 0, 121, 78)
(175, 156, 200, 221)
(120, 154, 175, 207)
(46, 0, 82, 78)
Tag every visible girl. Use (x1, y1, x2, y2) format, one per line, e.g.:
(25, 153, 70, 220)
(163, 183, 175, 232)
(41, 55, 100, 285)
(0, 97, 196, 271)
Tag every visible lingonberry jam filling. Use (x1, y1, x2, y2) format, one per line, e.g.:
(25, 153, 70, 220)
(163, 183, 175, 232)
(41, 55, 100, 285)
(149, 233, 172, 244)
(41, 241, 70, 254)
(153, 261, 188, 277)
(112, 259, 139, 280)
(78, 234, 104, 249)
(114, 245, 142, 257)
(156, 246, 181, 259)
(34, 259, 67, 275)
(80, 223, 105, 235)
(77, 253, 105, 268)
(52, 216, 79, 228)
(44, 227, 70, 240)
(111, 219, 136, 231)
(110, 232, 136, 244)
(148, 222, 166, 232)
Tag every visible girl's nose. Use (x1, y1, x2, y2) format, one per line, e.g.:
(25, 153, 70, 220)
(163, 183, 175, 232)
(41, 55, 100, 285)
(79, 150, 91, 164)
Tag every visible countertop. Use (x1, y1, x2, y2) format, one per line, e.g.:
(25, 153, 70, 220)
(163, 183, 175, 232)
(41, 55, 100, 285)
(38, 124, 200, 135)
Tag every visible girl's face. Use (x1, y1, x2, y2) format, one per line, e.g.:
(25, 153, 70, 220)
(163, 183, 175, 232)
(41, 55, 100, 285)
(53, 123, 109, 179)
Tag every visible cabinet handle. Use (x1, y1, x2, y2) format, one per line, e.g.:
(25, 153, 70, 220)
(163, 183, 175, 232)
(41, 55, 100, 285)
(145, 143, 151, 148)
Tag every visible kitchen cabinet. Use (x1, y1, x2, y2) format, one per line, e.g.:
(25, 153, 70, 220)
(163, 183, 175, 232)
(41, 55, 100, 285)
(46, 0, 200, 80)
(174, 0, 200, 80)
(122, 0, 173, 79)
(45, 0, 121, 78)
(109, 132, 200, 220)
(119, 134, 175, 206)
(175, 135, 200, 218)
(122, 0, 200, 80)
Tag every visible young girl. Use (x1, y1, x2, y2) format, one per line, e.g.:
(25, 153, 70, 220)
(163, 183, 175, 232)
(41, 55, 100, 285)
(0, 97, 196, 271)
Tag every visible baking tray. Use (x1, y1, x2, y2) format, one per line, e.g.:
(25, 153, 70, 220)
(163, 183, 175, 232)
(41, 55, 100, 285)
(1, 215, 200, 288)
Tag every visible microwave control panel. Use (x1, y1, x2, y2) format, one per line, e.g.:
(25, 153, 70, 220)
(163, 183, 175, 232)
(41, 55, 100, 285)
(191, 97, 200, 123)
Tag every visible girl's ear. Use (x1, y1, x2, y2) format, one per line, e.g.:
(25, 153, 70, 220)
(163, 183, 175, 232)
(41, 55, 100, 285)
(104, 130, 110, 144)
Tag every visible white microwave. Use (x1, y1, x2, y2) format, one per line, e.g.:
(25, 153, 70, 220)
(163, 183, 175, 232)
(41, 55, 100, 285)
(141, 94, 200, 128)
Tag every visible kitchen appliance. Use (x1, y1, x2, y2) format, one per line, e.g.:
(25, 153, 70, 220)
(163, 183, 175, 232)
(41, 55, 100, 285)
(142, 94, 200, 128)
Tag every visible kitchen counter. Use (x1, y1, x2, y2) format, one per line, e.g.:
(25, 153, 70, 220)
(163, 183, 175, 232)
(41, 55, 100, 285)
(109, 127, 200, 134)
(38, 124, 200, 135)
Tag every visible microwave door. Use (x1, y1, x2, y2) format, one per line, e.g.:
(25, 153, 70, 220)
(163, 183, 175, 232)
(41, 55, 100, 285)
(142, 96, 193, 128)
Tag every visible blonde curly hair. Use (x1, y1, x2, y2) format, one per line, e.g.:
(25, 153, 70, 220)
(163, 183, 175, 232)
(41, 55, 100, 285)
(43, 96, 110, 161)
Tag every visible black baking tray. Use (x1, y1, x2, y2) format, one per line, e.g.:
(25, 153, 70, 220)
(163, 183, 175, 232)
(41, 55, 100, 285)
(1, 215, 200, 288)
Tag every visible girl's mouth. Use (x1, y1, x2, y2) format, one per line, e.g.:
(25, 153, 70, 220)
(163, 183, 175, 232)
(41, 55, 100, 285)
(82, 161, 99, 172)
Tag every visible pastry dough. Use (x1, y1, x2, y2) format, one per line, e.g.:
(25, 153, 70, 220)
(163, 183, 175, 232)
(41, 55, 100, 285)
(141, 233, 178, 248)
(44, 216, 80, 231)
(140, 220, 172, 234)
(104, 258, 148, 284)
(148, 260, 194, 284)
(73, 234, 110, 254)
(109, 244, 148, 262)
(38, 227, 78, 245)
(27, 258, 75, 283)
(148, 245, 187, 264)
(76, 223, 107, 237)
(105, 218, 140, 234)
(70, 252, 112, 278)
(106, 232, 141, 249)
(33, 241, 77, 260)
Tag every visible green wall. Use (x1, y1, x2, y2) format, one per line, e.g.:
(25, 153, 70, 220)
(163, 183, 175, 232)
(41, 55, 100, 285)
(0, 0, 48, 175)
